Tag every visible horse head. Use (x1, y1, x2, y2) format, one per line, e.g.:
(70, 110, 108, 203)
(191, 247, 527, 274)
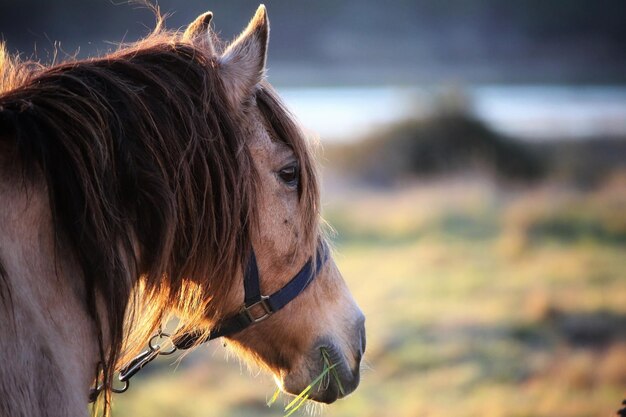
(0, 5, 365, 413)
(181, 6, 366, 403)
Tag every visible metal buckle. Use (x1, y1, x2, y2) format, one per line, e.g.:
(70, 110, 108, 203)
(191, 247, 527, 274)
(242, 295, 272, 323)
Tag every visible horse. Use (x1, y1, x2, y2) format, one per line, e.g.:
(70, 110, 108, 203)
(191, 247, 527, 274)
(0, 5, 366, 416)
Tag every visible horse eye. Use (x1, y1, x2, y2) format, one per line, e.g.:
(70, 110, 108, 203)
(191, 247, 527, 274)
(277, 164, 299, 187)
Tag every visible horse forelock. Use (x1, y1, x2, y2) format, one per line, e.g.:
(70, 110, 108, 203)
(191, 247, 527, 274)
(255, 85, 321, 252)
(0, 25, 322, 413)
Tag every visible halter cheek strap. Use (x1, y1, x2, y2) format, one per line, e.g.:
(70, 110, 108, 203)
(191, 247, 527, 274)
(174, 242, 328, 349)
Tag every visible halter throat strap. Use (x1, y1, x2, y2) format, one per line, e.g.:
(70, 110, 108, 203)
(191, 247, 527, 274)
(173, 242, 328, 349)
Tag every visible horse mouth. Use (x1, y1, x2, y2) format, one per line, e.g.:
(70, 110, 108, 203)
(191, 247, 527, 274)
(282, 339, 362, 404)
(315, 343, 361, 403)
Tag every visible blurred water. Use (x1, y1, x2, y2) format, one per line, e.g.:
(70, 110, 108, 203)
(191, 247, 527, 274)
(279, 85, 626, 142)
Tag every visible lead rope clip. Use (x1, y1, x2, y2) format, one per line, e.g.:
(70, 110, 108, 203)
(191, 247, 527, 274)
(88, 332, 177, 403)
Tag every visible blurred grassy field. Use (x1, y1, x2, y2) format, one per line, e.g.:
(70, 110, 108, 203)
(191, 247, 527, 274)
(113, 173, 626, 417)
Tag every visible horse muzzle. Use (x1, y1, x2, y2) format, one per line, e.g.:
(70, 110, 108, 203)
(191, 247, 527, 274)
(283, 315, 366, 404)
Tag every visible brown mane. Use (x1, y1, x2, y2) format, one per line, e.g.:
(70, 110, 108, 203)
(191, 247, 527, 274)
(0, 23, 320, 414)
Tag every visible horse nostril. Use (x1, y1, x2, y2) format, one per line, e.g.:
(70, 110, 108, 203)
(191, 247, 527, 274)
(360, 326, 367, 353)
(356, 322, 366, 361)
(361, 327, 366, 354)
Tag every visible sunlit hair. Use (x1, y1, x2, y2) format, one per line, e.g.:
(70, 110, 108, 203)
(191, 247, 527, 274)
(0, 17, 320, 415)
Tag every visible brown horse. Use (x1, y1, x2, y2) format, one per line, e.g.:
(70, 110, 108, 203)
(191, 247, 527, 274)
(0, 5, 365, 416)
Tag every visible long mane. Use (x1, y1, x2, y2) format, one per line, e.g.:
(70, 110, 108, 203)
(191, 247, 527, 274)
(0, 24, 320, 413)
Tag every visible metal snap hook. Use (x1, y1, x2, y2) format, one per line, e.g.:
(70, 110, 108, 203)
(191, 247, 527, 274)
(111, 378, 129, 394)
(149, 332, 177, 355)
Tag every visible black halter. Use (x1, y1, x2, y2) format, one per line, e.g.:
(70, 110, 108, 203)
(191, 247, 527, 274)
(173, 242, 328, 348)
(89, 242, 328, 402)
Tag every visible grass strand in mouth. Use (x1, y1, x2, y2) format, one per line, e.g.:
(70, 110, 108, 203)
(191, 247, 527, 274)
(321, 347, 346, 397)
(269, 347, 342, 416)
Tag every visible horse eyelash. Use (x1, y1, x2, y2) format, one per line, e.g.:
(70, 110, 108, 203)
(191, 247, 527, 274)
(277, 163, 299, 187)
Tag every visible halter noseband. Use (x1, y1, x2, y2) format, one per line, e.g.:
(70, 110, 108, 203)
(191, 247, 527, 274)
(89, 242, 328, 402)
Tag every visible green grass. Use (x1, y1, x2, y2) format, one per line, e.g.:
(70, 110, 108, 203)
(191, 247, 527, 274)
(282, 352, 332, 417)
(112, 176, 626, 417)
(266, 348, 343, 417)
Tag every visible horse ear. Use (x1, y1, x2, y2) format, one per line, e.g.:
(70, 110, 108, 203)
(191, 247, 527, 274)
(183, 11, 216, 55)
(219, 5, 269, 107)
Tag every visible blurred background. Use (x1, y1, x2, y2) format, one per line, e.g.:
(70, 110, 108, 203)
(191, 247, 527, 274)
(2, 1, 625, 416)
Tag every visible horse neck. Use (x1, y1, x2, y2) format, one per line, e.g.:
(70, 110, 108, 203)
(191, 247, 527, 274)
(0, 163, 99, 417)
